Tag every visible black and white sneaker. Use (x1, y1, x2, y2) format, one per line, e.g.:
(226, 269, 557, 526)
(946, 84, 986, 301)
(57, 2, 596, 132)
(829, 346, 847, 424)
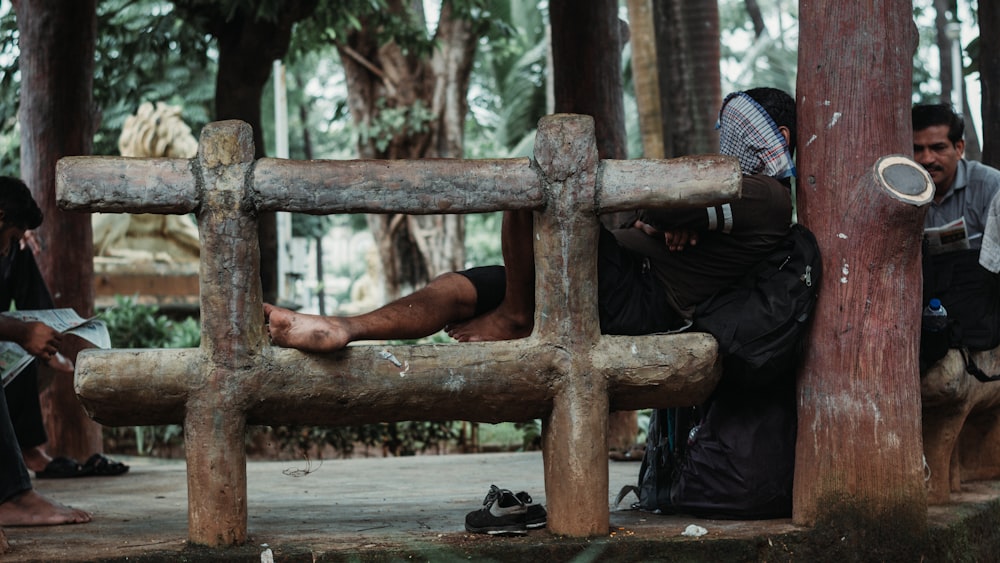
(515, 491, 547, 529)
(464, 485, 528, 535)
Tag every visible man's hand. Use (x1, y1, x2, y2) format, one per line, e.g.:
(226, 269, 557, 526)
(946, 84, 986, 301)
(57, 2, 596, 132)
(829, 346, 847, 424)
(19, 321, 62, 360)
(664, 228, 698, 252)
(632, 220, 698, 252)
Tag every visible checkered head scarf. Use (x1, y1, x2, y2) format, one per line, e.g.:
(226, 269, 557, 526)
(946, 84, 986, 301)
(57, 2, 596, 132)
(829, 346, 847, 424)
(716, 91, 796, 180)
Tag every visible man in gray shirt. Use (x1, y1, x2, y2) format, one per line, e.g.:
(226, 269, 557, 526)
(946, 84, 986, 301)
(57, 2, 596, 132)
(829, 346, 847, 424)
(914, 103, 1000, 247)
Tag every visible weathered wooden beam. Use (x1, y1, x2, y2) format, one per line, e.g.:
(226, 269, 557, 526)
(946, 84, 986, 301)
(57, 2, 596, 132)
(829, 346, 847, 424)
(253, 158, 544, 214)
(75, 332, 721, 426)
(597, 156, 741, 212)
(56, 157, 199, 213)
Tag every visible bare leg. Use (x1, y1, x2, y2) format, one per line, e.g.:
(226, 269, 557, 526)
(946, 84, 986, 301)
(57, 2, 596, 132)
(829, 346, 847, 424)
(447, 209, 535, 342)
(265, 272, 480, 353)
(0, 490, 91, 526)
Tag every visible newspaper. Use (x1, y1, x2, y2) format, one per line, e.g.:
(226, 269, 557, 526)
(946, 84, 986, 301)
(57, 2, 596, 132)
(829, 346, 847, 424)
(924, 217, 973, 255)
(0, 308, 111, 388)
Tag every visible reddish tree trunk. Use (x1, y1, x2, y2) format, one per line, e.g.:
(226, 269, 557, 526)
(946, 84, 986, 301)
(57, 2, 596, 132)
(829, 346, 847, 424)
(795, 0, 928, 528)
(13, 0, 101, 460)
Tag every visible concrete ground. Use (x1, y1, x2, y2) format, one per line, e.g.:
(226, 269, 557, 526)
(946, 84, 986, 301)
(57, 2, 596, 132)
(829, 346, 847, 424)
(2, 452, 999, 562)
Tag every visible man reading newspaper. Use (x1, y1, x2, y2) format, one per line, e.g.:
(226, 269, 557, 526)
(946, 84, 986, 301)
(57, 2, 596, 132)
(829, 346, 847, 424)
(915, 104, 1000, 370)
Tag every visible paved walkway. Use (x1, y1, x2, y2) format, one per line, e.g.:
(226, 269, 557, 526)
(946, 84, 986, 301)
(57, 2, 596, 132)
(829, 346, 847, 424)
(3, 451, 808, 561)
(4, 451, 998, 561)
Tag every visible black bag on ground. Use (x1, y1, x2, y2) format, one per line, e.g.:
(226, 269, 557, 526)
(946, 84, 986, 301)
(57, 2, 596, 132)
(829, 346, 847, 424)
(691, 223, 821, 390)
(624, 381, 797, 519)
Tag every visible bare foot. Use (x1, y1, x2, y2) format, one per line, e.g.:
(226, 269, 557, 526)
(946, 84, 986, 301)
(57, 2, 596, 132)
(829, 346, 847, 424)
(264, 304, 351, 352)
(0, 490, 91, 526)
(446, 304, 532, 342)
(20, 446, 52, 474)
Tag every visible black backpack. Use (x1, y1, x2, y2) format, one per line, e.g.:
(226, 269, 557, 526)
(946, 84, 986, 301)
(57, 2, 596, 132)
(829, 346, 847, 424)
(618, 381, 797, 519)
(691, 223, 822, 390)
(615, 225, 817, 518)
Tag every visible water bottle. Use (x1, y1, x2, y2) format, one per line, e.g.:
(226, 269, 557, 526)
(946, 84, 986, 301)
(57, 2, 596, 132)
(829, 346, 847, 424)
(922, 298, 948, 333)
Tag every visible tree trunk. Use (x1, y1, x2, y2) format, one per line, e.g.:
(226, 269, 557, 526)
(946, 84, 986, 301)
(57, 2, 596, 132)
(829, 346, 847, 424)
(795, 0, 928, 530)
(550, 0, 637, 453)
(13, 0, 102, 461)
(745, 0, 767, 38)
(337, 0, 472, 301)
(175, 0, 318, 305)
(981, 0, 1000, 166)
(653, 0, 722, 158)
(626, 0, 664, 159)
(934, 0, 955, 104)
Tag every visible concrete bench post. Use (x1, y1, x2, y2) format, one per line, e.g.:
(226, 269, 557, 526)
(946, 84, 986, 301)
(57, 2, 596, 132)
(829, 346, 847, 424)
(57, 114, 739, 546)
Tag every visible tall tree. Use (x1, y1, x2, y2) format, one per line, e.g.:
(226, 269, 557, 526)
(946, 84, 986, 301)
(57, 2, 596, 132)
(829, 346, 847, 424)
(328, 1, 483, 300)
(172, 0, 319, 304)
(626, 0, 664, 159)
(12, 0, 102, 460)
(980, 2, 1000, 167)
(653, 0, 722, 157)
(795, 0, 928, 534)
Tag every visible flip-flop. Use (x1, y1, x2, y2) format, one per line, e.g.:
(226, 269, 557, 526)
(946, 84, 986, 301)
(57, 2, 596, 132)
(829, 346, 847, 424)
(35, 456, 91, 479)
(83, 453, 129, 476)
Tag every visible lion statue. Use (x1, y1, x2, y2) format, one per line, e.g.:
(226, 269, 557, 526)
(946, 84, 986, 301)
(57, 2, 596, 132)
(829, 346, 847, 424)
(92, 102, 201, 263)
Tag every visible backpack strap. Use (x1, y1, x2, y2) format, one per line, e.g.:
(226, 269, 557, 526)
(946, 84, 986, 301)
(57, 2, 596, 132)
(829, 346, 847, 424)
(960, 347, 1000, 383)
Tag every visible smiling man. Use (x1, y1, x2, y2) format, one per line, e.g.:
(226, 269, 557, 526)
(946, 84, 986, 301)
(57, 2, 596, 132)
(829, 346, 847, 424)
(914, 103, 1000, 247)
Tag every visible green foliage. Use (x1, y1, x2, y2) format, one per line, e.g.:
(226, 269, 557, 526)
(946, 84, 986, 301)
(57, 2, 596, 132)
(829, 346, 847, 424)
(291, 213, 334, 239)
(93, 0, 216, 156)
(102, 295, 200, 349)
(358, 98, 435, 152)
(464, 212, 502, 267)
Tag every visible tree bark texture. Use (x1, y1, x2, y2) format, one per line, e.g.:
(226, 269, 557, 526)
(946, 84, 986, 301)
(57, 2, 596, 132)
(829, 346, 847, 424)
(980, 1, 1000, 167)
(626, 0, 665, 159)
(795, 1, 929, 526)
(13, 0, 102, 462)
(549, 0, 627, 161)
(653, 0, 722, 158)
(337, 0, 474, 300)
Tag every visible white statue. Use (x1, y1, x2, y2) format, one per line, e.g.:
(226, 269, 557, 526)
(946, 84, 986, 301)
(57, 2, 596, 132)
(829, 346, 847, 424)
(92, 102, 201, 263)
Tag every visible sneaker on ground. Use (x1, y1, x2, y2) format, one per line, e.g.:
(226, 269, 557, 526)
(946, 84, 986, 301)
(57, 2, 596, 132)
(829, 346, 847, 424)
(465, 485, 528, 535)
(515, 491, 547, 529)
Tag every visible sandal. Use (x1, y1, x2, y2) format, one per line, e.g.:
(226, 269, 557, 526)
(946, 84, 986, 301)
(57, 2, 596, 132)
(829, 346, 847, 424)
(35, 456, 90, 479)
(83, 453, 129, 476)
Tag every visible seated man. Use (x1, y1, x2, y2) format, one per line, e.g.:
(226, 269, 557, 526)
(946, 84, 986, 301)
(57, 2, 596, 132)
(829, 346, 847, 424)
(265, 87, 796, 351)
(0, 177, 90, 526)
(915, 104, 1000, 366)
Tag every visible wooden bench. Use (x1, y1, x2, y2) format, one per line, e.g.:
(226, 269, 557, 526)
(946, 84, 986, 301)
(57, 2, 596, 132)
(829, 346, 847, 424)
(922, 346, 1000, 503)
(56, 114, 739, 546)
